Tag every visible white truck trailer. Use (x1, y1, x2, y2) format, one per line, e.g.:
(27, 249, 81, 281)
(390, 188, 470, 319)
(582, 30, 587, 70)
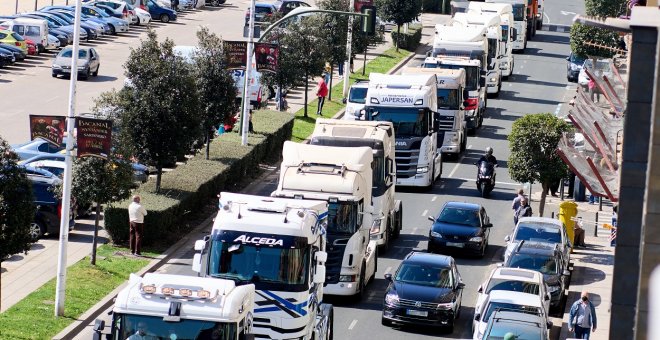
(468, 1, 516, 78)
(363, 73, 442, 188)
(452, 11, 503, 96)
(310, 118, 403, 251)
(93, 273, 257, 340)
(272, 141, 378, 299)
(487, 0, 528, 51)
(192, 193, 334, 340)
(402, 67, 468, 159)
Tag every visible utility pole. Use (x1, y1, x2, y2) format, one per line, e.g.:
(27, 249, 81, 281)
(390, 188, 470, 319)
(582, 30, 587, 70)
(240, 0, 257, 146)
(55, 0, 83, 317)
(342, 0, 355, 98)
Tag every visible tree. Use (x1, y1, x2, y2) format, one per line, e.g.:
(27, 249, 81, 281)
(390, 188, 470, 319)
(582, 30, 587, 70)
(118, 30, 202, 192)
(508, 113, 572, 217)
(570, 23, 619, 59)
(193, 27, 238, 159)
(584, 0, 627, 17)
(70, 157, 133, 265)
(0, 135, 35, 260)
(375, 0, 422, 51)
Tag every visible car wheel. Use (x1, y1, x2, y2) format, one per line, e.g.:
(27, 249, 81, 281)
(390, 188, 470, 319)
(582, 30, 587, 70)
(52, 73, 57, 78)
(28, 221, 46, 240)
(93, 65, 99, 77)
(82, 69, 90, 80)
(109, 25, 116, 35)
(161, 14, 170, 23)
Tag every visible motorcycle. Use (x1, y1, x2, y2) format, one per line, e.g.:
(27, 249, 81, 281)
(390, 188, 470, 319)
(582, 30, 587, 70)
(476, 160, 497, 197)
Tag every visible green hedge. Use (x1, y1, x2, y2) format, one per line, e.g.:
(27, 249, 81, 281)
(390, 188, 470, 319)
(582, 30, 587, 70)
(104, 110, 294, 246)
(391, 24, 423, 52)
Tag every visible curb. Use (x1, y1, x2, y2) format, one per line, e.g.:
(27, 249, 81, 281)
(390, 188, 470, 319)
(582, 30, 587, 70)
(543, 24, 572, 33)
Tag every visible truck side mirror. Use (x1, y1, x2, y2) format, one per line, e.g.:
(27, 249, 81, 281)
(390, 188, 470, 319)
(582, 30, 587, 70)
(342, 97, 347, 104)
(512, 28, 517, 41)
(192, 253, 202, 273)
(194, 240, 206, 251)
(427, 216, 435, 222)
(92, 319, 105, 340)
(315, 251, 328, 262)
(313, 265, 326, 283)
(384, 273, 393, 281)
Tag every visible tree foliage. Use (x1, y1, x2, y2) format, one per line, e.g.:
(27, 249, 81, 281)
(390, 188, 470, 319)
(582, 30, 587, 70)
(584, 0, 627, 17)
(570, 23, 618, 59)
(118, 30, 202, 192)
(0, 136, 35, 260)
(508, 113, 571, 216)
(193, 27, 238, 159)
(70, 157, 134, 206)
(375, 0, 422, 50)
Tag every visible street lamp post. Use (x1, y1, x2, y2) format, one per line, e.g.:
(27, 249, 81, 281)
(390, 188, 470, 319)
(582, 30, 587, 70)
(342, 0, 356, 98)
(240, 0, 257, 146)
(54, 0, 83, 317)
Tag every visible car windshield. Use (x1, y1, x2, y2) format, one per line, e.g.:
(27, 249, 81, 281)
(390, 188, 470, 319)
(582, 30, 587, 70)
(439, 64, 478, 91)
(436, 207, 480, 228)
(485, 278, 540, 295)
(53, 13, 74, 24)
(485, 318, 544, 340)
(60, 49, 88, 58)
(484, 302, 541, 323)
(208, 241, 309, 287)
(508, 253, 558, 275)
(437, 89, 459, 109)
(395, 263, 453, 288)
(11, 32, 24, 41)
(255, 6, 273, 14)
(514, 223, 562, 244)
(349, 87, 368, 104)
(570, 54, 586, 65)
(369, 107, 429, 137)
(114, 314, 237, 340)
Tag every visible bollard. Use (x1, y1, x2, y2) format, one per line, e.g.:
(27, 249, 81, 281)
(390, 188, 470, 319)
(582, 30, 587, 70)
(551, 211, 555, 218)
(560, 180, 565, 201)
(599, 196, 603, 211)
(594, 211, 599, 237)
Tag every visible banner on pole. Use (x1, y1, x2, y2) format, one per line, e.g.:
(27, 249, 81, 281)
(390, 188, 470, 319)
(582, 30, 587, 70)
(355, 0, 374, 12)
(254, 43, 278, 73)
(76, 117, 113, 159)
(224, 41, 248, 70)
(29, 114, 66, 146)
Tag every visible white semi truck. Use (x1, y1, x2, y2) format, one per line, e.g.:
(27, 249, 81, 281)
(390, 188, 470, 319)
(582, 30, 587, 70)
(310, 118, 403, 251)
(427, 24, 489, 133)
(402, 67, 468, 159)
(192, 194, 334, 340)
(93, 273, 257, 340)
(469, 1, 516, 79)
(272, 141, 378, 299)
(364, 73, 442, 188)
(452, 11, 503, 96)
(487, 0, 527, 51)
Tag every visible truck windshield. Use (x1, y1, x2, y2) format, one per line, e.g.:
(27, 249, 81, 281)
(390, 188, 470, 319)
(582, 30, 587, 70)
(113, 314, 237, 340)
(209, 241, 309, 289)
(372, 154, 386, 196)
(487, 38, 497, 66)
(349, 87, 368, 104)
(437, 89, 459, 109)
(369, 107, 429, 137)
(512, 5, 525, 21)
(328, 201, 360, 234)
(439, 64, 479, 91)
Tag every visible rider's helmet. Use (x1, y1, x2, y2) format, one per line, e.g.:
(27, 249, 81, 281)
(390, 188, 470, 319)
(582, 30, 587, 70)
(486, 147, 493, 156)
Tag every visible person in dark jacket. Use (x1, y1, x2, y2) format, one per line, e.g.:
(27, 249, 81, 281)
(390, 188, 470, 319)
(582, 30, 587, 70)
(569, 291, 597, 339)
(515, 197, 533, 224)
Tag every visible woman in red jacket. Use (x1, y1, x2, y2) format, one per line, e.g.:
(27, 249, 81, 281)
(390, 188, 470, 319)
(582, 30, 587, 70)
(316, 75, 329, 116)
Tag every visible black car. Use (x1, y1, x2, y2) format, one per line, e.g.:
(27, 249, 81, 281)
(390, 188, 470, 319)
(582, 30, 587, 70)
(0, 49, 14, 67)
(0, 43, 26, 61)
(566, 52, 586, 82)
(503, 240, 570, 311)
(382, 252, 464, 333)
(274, 0, 310, 15)
(427, 201, 493, 257)
(23, 166, 75, 240)
(245, 3, 277, 26)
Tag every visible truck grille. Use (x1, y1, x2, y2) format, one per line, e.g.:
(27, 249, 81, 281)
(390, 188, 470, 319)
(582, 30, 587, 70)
(325, 235, 349, 284)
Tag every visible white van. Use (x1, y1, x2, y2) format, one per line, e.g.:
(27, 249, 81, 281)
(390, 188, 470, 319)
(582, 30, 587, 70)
(0, 18, 50, 53)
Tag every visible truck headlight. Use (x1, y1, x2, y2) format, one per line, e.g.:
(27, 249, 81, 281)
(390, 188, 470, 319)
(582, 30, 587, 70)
(339, 275, 357, 282)
(489, 77, 497, 82)
(451, 135, 459, 142)
(417, 166, 428, 174)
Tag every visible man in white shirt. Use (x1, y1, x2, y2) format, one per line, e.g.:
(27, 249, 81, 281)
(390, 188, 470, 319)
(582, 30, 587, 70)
(128, 195, 147, 256)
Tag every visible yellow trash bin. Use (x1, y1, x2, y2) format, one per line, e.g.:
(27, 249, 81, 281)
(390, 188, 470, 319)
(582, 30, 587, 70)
(559, 201, 578, 252)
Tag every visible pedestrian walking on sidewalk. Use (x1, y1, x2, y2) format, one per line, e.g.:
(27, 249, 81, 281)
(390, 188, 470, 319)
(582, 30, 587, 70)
(574, 217, 587, 247)
(515, 197, 533, 225)
(338, 60, 344, 79)
(569, 291, 597, 339)
(316, 75, 328, 116)
(128, 195, 148, 256)
(324, 62, 331, 84)
(512, 189, 525, 225)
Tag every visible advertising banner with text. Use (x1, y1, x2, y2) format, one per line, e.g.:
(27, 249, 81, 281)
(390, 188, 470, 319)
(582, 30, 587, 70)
(225, 41, 248, 70)
(29, 114, 66, 146)
(254, 43, 278, 73)
(76, 117, 113, 159)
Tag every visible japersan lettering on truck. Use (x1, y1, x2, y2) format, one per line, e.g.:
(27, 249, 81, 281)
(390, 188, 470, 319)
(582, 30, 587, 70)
(380, 95, 414, 104)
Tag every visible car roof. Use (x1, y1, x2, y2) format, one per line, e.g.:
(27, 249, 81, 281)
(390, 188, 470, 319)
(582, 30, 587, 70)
(25, 159, 65, 168)
(444, 201, 482, 211)
(487, 290, 543, 307)
(517, 217, 562, 227)
(403, 251, 453, 267)
(490, 310, 545, 323)
(490, 267, 543, 283)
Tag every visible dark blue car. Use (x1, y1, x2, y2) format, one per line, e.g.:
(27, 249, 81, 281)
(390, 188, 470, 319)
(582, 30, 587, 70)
(22, 166, 75, 240)
(427, 201, 492, 257)
(147, 0, 177, 23)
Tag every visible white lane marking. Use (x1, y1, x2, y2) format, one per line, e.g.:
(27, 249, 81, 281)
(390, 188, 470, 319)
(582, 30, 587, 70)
(453, 177, 520, 186)
(431, 195, 437, 202)
(566, 85, 572, 90)
(421, 210, 428, 217)
(554, 103, 562, 116)
(412, 227, 418, 234)
(384, 266, 392, 274)
(544, 11, 552, 25)
(348, 319, 358, 330)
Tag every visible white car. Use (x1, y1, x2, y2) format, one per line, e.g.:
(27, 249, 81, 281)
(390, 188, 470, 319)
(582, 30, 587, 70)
(23, 159, 65, 177)
(474, 267, 551, 319)
(504, 217, 572, 271)
(133, 6, 152, 25)
(472, 290, 549, 340)
(577, 58, 613, 88)
(343, 80, 369, 120)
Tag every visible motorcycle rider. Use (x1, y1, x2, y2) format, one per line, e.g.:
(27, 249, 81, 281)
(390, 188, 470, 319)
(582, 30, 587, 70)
(478, 147, 497, 165)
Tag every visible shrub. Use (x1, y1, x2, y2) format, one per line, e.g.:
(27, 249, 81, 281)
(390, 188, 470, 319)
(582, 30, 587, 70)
(391, 24, 423, 51)
(570, 23, 618, 59)
(104, 110, 294, 245)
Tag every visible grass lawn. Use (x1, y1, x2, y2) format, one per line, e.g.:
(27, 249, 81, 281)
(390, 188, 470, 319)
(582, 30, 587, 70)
(290, 46, 411, 142)
(0, 245, 158, 339)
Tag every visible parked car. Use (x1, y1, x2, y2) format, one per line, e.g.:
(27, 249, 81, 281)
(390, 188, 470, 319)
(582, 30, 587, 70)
(382, 251, 464, 333)
(475, 267, 551, 319)
(132, 5, 152, 25)
(43, 10, 100, 40)
(472, 290, 548, 340)
(0, 18, 49, 52)
(205, 0, 226, 6)
(25, 38, 37, 55)
(44, 7, 112, 35)
(0, 48, 15, 67)
(90, 0, 137, 23)
(22, 11, 88, 41)
(23, 159, 66, 177)
(0, 29, 27, 53)
(146, 0, 177, 23)
(0, 43, 27, 61)
(503, 240, 570, 311)
(566, 52, 585, 82)
(504, 217, 572, 273)
(22, 165, 75, 240)
(342, 80, 369, 120)
(19, 153, 149, 183)
(482, 309, 550, 340)
(274, 0, 310, 15)
(79, 4, 130, 34)
(11, 138, 64, 160)
(13, 14, 73, 45)
(427, 201, 493, 257)
(245, 3, 276, 26)
(52, 46, 100, 80)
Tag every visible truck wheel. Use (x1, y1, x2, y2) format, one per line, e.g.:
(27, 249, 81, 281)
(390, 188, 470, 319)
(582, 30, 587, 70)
(356, 265, 366, 301)
(393, 207, 402, 239)
(537, 16, 543, 30)
(380, 219, 390, 253)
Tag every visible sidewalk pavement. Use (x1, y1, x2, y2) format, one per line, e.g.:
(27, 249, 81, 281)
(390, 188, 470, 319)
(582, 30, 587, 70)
(1, 0, 72, 15)
(531, 192, 615, 340)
